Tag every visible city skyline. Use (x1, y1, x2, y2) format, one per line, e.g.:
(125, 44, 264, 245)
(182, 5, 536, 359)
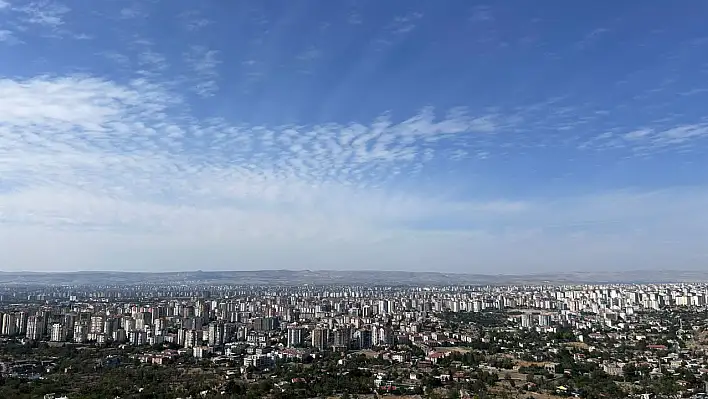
(2, 279, 705, 397)
(1, 1, 708, 272)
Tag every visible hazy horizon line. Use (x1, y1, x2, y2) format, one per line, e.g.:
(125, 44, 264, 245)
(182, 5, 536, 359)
(0, 268, 704, 276)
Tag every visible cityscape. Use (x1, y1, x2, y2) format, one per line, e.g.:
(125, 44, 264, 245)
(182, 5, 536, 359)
(1, 272, 708, 398)
(2, 0, 708, 398)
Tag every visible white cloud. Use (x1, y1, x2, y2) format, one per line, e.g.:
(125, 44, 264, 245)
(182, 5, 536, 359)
(0, 1, 87, 40)
(654, 124, 708, 145)
(119, 5, 147, 20)
(184, 45, 220, 97)
(678, 88, 708, 96)
(136, 49, 168, 79)
(0, 75, 499, 215)
(100, 51, 130, 66)
(2, 78, 123, 127)
(296, 47, 322, 62)
(72, 32, 91, 40)
(586, 124, 708, 153)
(1, 3, 707, 274)
(0, 29, 20, 44)
(469, 5, 494, 23)
(2, 188, 707, 272)
(179, 10, 212, 31)
(388, 12, 424, 36)
(17, 1, 70, 27)
(623, 129, 652, 140)
(1, 75, 707, 272)
(139, 49, 167, 68)
(348, 12, 362, 25)
(575, 27, 610, 50)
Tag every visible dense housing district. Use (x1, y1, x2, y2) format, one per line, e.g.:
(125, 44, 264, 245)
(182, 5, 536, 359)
(1, 283, 708, 399)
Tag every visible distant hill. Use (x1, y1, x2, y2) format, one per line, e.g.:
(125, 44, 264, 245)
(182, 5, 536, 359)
(0, 269, 706, 285)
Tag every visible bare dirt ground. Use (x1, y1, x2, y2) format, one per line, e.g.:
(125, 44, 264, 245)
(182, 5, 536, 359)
(352, 349, 380, 358)
(435, 346, 474, 354)
(491, 385, 566, 399)
(565, 341, 589, 350)
(516, 393, 565, 399)
(687, 329, 708, 350)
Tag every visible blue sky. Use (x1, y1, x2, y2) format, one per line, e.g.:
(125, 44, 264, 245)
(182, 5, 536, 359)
(1, 1, 707, 273)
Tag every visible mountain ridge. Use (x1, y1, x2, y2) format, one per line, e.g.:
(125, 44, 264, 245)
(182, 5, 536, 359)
(0, 269, 706, 285)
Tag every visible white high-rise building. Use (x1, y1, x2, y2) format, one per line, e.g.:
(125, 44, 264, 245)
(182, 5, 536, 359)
(208, 322, 225, 346)
(378, 300, 389, 314)
(50, 323, 65, 342)
(113, 329, 127, 343)
(74, 324, 88, 343)
(373, 326, 393, 346)
(90, 316, 104, 334)
(26, 316, 43, 340)
(538, 314, 552, 327)
(177, 328, 187, 347)
(287, 326, 304, 347)
(153, 318, 166, 332)
(333, 326, 352, 349)
(311, 327, 330, 350)
(129, 330, 147, 346)
(520, 313, 535, 329)
(104, 319, 115, 336)
(123, 317, 137, 332)
(1, 313, 17, 336)
(16, 312, 28, 335)
(135, 318, 146, 331)
(185, 330, 198, 348)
